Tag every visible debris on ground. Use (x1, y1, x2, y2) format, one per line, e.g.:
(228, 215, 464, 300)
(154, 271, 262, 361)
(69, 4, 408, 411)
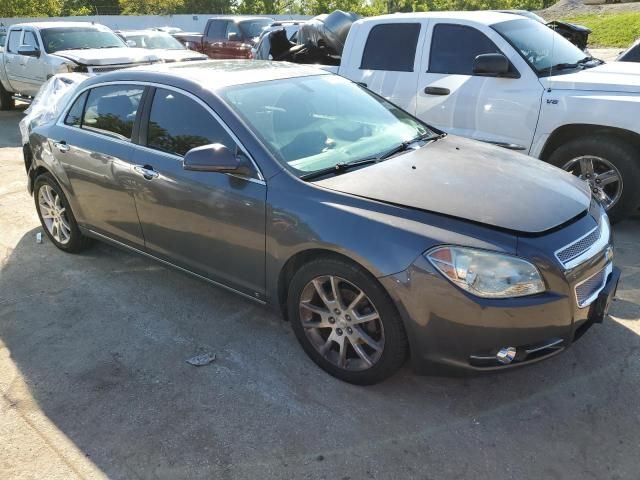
(186, 352, 216, 366)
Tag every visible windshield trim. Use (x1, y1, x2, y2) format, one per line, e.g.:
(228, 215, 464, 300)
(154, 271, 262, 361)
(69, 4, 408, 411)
(490, 19, 586, 78)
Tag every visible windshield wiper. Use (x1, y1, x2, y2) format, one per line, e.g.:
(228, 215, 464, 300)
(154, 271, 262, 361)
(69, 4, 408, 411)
(300, 158, 378, 181)
(376, 131, 446, 161)
(299, 132, 445, 181)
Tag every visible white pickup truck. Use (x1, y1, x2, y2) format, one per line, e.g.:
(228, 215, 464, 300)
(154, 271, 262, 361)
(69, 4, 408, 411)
(0, 22, 160, 109)
(292, 11, 640, 222)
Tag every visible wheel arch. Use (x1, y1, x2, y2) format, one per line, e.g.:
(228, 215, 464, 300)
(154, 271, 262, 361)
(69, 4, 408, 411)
(276, 248, 382, 321)
(540, 124, 640, 161)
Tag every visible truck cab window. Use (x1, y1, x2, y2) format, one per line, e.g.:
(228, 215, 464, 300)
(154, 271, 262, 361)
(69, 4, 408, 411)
(206, 20, 227, 40)
(7, 30, 22, 53)
(360, 23, 421, 72)
(226, 22, 242, 41)
(22, 31, 39, 49)
(429, 24, 501, 75)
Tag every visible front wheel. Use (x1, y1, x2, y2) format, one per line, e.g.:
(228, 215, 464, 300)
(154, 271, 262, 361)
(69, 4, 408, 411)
(548, 136, 640, 223)
(288, 258, 408, 385)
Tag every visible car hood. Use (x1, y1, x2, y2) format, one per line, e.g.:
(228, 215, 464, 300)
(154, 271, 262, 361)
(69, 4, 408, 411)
(149, 49, 208, 62)
(54, 48, 160, 65)
(541, 62, 640, 93)
(314, 136, 591, 234)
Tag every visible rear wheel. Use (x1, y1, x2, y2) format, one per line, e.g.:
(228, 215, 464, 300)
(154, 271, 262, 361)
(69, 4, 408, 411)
(0, 82, 15, 111)
(288, 258, 408, 385)
(548, 136, 640, 223)
(34, 173, 91, 253)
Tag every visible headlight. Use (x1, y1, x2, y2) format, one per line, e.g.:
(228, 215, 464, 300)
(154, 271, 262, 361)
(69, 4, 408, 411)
(426, 246, 546, 298)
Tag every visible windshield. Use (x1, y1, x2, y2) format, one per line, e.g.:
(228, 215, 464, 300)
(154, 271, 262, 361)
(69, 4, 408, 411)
(220, 75, 432, 176)
(493, 18, 587, 75)
(239, 19, 272, 38)
(41, 27, 126, 53)
(125, 32, 185, 50)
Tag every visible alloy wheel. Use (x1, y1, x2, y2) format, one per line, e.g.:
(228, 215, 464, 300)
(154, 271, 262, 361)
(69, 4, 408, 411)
(38, 184, 72, 245)
(299, 275, 385, 371)
(562, 155, 623, 210)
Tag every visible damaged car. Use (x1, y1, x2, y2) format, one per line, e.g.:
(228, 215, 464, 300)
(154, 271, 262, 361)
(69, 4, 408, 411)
(24, 61, 619, 384)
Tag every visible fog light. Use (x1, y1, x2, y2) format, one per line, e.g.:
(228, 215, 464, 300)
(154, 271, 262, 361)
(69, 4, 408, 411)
(496, 347, 517, 364)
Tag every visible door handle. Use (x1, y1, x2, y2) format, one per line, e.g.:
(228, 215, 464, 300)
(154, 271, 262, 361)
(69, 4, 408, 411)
(133, 165, 159, 180)
(53, 141, 70, 153)
(424, 86, 450, 96)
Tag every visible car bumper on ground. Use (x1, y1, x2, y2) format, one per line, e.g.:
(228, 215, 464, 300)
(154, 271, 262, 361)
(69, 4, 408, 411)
(380, 246, 620, 376)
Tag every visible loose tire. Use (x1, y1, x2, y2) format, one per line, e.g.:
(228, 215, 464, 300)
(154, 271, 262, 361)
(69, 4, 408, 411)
(34, 173, 91, 253)
(0, 82, 15, 111)
(288, 257, 408, 385)
(548, 136, 640, 223)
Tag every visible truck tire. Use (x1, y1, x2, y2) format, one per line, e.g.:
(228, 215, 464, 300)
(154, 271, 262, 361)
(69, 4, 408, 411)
(0, 82, 15, 110)
(548, 136, 640, 223)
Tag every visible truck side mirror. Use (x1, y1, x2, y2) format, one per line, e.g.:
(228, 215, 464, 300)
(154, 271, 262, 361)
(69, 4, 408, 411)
(227, 32, 240, 42)
(17, 44, 40, 58)
(473, 53, 519, 78)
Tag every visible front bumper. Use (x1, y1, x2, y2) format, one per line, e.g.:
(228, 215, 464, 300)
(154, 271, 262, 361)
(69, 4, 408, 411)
(380, 231, 618, 376)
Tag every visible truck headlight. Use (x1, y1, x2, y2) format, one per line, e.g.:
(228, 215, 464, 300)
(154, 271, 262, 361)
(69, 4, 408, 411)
(426, 246, 546, 298)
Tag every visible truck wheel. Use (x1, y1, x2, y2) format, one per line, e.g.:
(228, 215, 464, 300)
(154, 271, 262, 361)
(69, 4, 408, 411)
(0, 82, 15, 111)
(548, 136, 640, 223)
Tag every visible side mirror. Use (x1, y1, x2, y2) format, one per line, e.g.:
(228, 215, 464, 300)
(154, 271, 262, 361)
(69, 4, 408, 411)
(183, 143, 251, 176)
(473, 53, 518, 78)
(126, 40, 137, 47)
(227, 32, 240, 42)
(17, 44, 40, 57)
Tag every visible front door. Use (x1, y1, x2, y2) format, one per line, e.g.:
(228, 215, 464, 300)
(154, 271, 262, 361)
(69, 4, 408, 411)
(131, 87, 266, 298)
(4, 29, 24, 92)
(416, 22, 544, 152)
(50, 84, 146, 247)
(17, 29, 47, 96)
(204, 20, 228, 59)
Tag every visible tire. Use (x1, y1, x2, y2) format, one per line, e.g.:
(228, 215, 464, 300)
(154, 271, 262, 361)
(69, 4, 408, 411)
(34, 173, 91, 253)
(287, 257, 408, 385)
(548, 136, 640, 223)
(0, 82, 15, 111)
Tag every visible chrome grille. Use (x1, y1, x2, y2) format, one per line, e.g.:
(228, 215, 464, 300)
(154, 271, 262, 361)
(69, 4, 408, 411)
(88, 62, 151, 74)
(555, 216, 610, 269)
(575, 264, 611, 308)
(557, 227, 600, 264)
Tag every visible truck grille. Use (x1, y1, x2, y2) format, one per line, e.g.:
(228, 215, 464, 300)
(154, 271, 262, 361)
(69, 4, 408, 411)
(555, 216, 610, 269)
(575, 263, 611, 308)
(87, 62, 152, 74)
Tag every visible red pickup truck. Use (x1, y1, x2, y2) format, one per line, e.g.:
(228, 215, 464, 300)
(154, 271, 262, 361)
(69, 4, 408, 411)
(174, 16, 273, 59)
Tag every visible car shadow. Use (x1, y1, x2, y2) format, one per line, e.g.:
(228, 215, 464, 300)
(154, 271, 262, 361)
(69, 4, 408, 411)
(1, 226, 639, 479)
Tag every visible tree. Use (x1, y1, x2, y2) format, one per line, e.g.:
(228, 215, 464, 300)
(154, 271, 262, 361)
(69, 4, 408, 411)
(0, 0, 63, 17)
(179, 0, 237, 14)
(119, 0, 185, 15)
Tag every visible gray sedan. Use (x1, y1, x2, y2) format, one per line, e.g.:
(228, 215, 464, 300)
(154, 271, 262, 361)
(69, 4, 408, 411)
(24, 61, 619, 384)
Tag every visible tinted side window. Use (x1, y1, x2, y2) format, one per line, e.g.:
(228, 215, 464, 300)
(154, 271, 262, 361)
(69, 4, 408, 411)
(147, 88, 234, 157)
(429, 24, 500, 75)
(361, 23, 420, 72)
(207, 20, 227, 40)
(64, 91, 88, 127)
(82, 85, 144, 140)
(226, 22, 241, 40)
(23, 31, 38, 48)
(8, 30, 21, 53)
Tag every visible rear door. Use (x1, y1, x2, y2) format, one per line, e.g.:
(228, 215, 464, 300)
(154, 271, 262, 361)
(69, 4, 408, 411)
(50, 83, 147, 247)
(204, 20, 228, 59)
(416, 22, 543, 152)
(130, 87, 266, 298)
(4, 29, 23, 91)
(339, 20, 427, 114)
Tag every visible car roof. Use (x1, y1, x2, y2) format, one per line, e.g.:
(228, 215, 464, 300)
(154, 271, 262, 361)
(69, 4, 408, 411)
(10, 21, 111, 30)
(360, 11, 522, 26)
(120, 30, 168, 36)
(90, 60, 328, 90)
